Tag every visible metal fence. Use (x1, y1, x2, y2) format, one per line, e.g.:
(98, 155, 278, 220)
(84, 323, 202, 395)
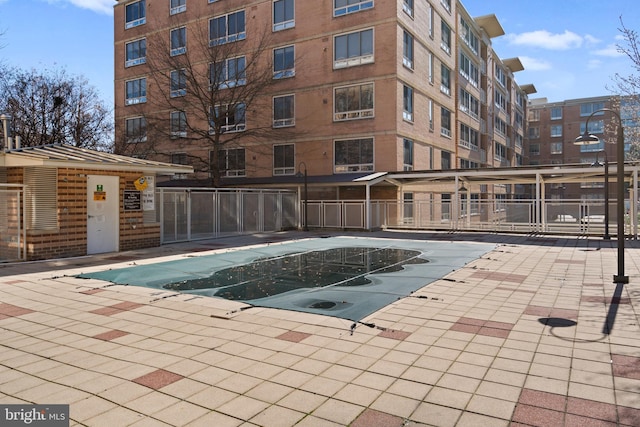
(0, 184, 25, 261)
(158, 188, 298, 244)
(303, 198, 635, 237)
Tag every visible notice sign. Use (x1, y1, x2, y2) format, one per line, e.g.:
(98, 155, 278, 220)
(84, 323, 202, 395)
(1, 404, 69, 426)
(124, 190, 142, 211)
(93, 191, 106, 201)
(142, 175, 155, 211)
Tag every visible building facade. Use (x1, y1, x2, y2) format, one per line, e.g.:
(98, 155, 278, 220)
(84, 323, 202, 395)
(113, 0, 534, 202)
(525, 96, 622, 201)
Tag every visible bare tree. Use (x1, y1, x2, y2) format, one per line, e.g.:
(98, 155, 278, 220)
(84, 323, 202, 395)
(611, 17, 640, 159)
(116, 14, 298, 186)
(0, 66, 114, 151)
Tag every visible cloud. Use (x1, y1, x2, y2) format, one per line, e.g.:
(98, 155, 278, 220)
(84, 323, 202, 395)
(520, 56, 552, 71)
(507, 30, 583, 50)
(41, 0, 115, 15)
(587, 59, 603, 70)
(592, 43, 624, 57)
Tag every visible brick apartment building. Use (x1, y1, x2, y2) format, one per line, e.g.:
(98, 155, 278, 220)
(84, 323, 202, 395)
(113, 0, 535, 202)
(526, 96, 621, 201)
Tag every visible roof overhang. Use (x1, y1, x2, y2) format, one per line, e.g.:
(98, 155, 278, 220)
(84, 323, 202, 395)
(503, 57, 524, 73)
(0, 144, 193, 176)
(474, 14, 505, 38)
(520, 84, 538, 95)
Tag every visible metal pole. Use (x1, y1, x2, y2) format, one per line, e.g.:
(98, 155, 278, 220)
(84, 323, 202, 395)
(304, 168, 308, 231)
(615, 119, 628, 283)
(604, 153, 610, 240)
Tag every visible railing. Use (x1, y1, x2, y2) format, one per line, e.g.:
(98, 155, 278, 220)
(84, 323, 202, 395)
(158, 188, 298, 244)
(301, 198, 635, 237)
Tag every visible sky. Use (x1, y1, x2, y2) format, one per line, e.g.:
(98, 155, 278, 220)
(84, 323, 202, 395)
(0, 0, 639, 108)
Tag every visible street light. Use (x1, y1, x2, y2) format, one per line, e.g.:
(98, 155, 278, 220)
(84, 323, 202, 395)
(297, 162, 308, 231)
(574, 108, 628, 284)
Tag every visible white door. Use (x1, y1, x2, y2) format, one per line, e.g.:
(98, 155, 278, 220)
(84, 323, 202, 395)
(87, 175, 119, 254)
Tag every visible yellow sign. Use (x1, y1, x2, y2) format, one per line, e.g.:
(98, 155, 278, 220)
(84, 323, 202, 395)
(134, 176, 148, 191)
(93, 191, 106, 201)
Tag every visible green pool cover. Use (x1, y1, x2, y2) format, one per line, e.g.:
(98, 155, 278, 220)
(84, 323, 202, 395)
(77, 237, 495, 322)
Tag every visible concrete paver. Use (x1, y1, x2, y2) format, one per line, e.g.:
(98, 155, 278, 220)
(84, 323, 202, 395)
(0, 230, 639, 426)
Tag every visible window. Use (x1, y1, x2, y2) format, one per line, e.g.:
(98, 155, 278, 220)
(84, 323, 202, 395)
(580, 102, 605, 117)
(494, 88, 506, 111)
(217, 148, 246, 177)
(441, 0, 451, 13)
(403, 30, 413, 69)
(441, 107, 451, 137)
(170, 27, 186, 56)
(441, 151, 451, 169)
(441, 20, 451, 54)
(171, 152, 188, 165)
(550, 125, 562, 137)
(209, 10, 246, 46)
(529, 143, 540, 156)
(580, 141, 605, 153)
(125, 0, 146, 29)
(515, 133, 523, 148)
(494, 117, 506, 136)
(334, 0, 373, 17)
(460, 159, 479, 169)
(212, 103, 246, 132)
(528, 127, 539, 139)
(403, 0, 413, 17)
(515, 111, 523, 129)
(170, 0, 186, 15)
(495, 142, 507, 161)
(403, 138, 413, 171)
(273, 0, 294, 31)
(550, 142, 563, 154)
(125, 117, 147, 143)
(170, 111, 187, 137)
(334, 28, 373, 69)
(170, 69, 187, 97)
(125, 38, 146, 67)
(459, 89, 479, 120)
(528, 109, 540, 121)
(551, 107, 562, 120)
(495, 65, 507, 87)
(125, 78, 147, 105)
(273, 144, 294, 175)
(334, 82, 374, 121)
(428, 51, 434, 83)
(580, 120, 604, 134)
(334, 138, 374, 173)
(210, 56, 246, 89)
(428, 99, 434, 130)
(440, 64, 451, 95)
(273, 94, 295, 127)
(273, 45, 295, 78)
(403, 85, 413, 122)
(427, 4, 434, 38)
(516, 91, 526, 109)
(459, 123, 478, 151)
(459, 53, 479, 87)
(460, 18, 478, 55)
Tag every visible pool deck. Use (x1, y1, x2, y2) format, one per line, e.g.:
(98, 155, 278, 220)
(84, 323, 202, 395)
(1, 230, 639, 426)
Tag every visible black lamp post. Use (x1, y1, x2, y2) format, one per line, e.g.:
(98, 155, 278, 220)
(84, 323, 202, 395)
(297, 162, 308, 231)
(574, 108, 628, 284)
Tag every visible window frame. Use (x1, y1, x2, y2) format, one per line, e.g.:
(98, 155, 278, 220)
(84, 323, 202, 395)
(170, 27, 187, 56)
(212, 103, 247, 133)
(334, 82, 374, 121)
(125, 77, 147, 105)
(125, 0, 146, 29)
(217, 148, 246, 177)
(273, 45, 295, 79)
(334, 137, 374, 173)
(170, 110, 187, 138)
(209, 10, 246, 46)
(170, 0, 186, 15)
(125, 116, 147, 143)
(403, 138, 413, 171)
(273, 143, 295, 175)
(125, 38, 147, 67)
(273, 0, 295, 31)
(333, 0, 373, 17)
(170, 69, 187, 98)
(210, 56, 247, 90)
(273, 94, 295, 127)
(403, 85, 413, 122)
(403, 30, 414, 69)
(333, 28, 374, 69)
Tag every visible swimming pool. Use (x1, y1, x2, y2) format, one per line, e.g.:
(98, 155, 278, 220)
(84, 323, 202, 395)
(77, 236, 495, 321)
